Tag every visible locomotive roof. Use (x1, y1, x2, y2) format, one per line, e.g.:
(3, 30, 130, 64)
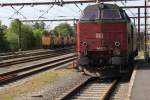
(80, 3, 130, 22)
(85, 3, 120, 10)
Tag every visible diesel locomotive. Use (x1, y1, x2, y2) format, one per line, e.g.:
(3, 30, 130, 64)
(76, 3, 138, 77)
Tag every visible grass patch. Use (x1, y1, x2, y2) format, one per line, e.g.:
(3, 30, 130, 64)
(0, 68, 75, 100)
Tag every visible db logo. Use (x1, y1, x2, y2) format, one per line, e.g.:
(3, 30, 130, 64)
(96, 33, 103, 38)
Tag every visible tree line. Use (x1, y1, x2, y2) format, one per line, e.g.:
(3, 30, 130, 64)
(0, 19, 74, 52)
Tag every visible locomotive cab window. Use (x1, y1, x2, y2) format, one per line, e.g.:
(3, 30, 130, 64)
(101, 9, 121, 19)
(80, 11, 99, 20)
(80, 5, 100, 21)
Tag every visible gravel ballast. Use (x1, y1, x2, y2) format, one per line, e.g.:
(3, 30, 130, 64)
(14, 70, 87, 100)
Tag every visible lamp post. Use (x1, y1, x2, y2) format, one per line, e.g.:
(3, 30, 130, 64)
(15, 19, 22, 52)
(0, 28, 2, 53)
(144, 0, 149, 62)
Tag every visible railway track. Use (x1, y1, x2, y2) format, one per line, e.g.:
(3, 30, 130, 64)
(0, 47, 74, 60)
(110, 81, 129, 100)
(57, 77, 119, 100)
(0, 49, 73, 67)
(0, 49, 50, 60)
(0, 53, 76, 85)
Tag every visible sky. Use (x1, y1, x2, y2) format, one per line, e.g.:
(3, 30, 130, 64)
(0, 0, 147, 30)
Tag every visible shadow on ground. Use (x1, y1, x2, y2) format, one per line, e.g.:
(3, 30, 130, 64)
(135, 58, 150, 70)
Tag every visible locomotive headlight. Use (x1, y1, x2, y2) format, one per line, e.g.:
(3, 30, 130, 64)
(115, 41, 120, 47)
(113, 48, 120, 56)
(83, 41, 87, 47)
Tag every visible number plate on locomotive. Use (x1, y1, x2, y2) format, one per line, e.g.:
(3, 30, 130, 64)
(96, 33, 103, 38)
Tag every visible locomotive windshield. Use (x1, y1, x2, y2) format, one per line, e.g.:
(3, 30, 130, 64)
(80, 5, 99, 20)
(80, 5, 100, 20)
(102, 9, 121, 19)
(80, 11, 99, 20)
(80, 4, 122, 21)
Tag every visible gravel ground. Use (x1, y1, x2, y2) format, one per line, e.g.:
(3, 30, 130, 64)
(0, 62, 73, 91)
(15, 71, 87, 100)
(0, 62, 77, 100)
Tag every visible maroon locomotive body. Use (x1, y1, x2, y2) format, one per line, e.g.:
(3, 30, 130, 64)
(76, 3, 138, 77)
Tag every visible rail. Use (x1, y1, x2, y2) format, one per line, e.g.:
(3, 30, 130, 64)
(0, 54, 76, 85)
(57, 78, 119, 100)
(0, 49, 73, 67)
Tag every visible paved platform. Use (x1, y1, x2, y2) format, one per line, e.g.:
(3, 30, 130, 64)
(131, 59, 150, 100)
